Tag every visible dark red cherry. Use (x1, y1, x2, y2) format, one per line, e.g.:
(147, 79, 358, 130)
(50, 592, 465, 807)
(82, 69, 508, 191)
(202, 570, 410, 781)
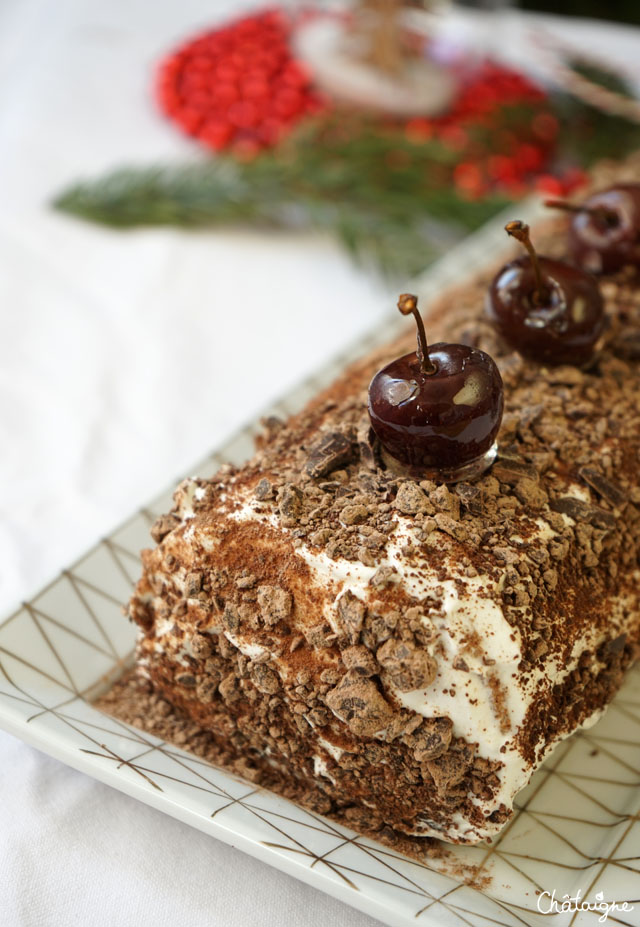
(368, 294, 504, 482)
(546, 184, 640, 275)
(486, 220, 604, 366)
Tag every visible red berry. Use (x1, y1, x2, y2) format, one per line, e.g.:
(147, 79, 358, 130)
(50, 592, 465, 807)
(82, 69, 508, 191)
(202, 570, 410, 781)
(198, 119, 234, 150)
(487, 154, 516, 182)
(214, 62, 239, 83)
(273, 88, 303, 117)
(560, 167, 589, 193)
(453, 162, 485, 197)
(190, 54, 213, 73)
(181, 72, 209, 93)
(242, 78, 270, 99)
(515, 143, 543, 172)
(228, 100, 259, 128)
(439, 125, 468, 151)
(404, 118, 432, 142)
(176, 107, 203, 135)
(534, 174, 564, 196)
(532, 113, 559, 142)
(213, 82, 239, 105)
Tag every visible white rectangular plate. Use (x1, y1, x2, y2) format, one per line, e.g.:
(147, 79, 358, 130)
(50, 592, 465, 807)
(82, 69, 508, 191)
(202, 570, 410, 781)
(2, 208, 640, 927)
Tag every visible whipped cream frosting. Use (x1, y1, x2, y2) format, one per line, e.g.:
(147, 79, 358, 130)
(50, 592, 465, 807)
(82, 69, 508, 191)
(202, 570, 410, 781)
(144, 478, 639, 843)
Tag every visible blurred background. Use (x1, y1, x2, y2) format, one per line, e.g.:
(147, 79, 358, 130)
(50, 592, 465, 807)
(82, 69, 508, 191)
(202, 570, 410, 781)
(1, 3, 640, 923)
(4, 0, 640, 619)
(520, 1, 638, 23)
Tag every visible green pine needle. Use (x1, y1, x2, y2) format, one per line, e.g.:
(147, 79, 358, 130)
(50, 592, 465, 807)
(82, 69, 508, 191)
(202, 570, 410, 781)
(52, 95, 640, 277)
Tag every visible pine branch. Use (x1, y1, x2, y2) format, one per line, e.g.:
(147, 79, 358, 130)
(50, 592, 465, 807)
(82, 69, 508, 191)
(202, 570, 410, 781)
(54, 157, 511, 278)
(53, 161, 289, 229)
(53, 115, 519, 277)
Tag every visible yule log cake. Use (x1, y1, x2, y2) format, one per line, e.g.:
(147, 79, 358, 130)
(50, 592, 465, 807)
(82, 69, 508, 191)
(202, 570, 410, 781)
(107, 158, 640, 845)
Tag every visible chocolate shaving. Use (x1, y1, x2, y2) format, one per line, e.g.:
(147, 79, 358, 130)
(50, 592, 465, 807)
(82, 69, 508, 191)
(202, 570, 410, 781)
(605, 633, 627, 655)
(304, 432, 354, 479)
(611, 329, 640, 361)
(357, 423, 378, 471)
(578, 467, 627, 508)
(517, 404, 544, 432)
(455, 482, 484, 515)
(492, 453, 538, 484)
(549, 496, 617, 529)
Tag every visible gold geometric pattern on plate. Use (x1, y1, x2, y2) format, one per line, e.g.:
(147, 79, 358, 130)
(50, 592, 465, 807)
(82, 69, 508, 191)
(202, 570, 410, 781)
(2, 213, 639, 926)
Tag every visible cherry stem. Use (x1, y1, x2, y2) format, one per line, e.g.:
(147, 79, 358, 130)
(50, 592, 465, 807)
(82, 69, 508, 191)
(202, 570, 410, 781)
(544, 198, 618, 226)
(397, 293, 436, 375)
(505, 220, 545, 303)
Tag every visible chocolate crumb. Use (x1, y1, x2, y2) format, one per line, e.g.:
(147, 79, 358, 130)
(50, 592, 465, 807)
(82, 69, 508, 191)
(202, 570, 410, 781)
(191, 634, 214, 659)
(150, 514, 181, 544)
(257, 585, 293, 627)
(336, 591, 366, 643)
(394, 482, 433, 515)
(325, 674, 394, 737)
(410, 718, 453, 762)
(377, 639, 437, 691)
(341, 645, 378, 677)
(236, 571, 256, 590)
(278, 484, 303, 524)
(340, 504, 369, 526)
(370, 566, 400, 589)
(427, 749, 472, 796)
(514, 478, 548, 511)
(254, 478, 274, 501)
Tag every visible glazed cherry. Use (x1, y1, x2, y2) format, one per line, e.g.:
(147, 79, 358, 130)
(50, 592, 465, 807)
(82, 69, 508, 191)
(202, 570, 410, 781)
(486, 220, 605, 367)
(546, 184, 640, 275)
(368, 294, 504, 482)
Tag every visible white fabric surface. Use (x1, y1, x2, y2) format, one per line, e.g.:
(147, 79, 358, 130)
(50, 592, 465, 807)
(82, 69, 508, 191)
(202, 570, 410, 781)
(1, 1, 639, 925)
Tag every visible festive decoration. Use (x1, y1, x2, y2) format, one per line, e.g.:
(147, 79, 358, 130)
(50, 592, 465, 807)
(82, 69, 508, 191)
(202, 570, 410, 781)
(156, 8, 325, 155)
(537, 33, 640, 125)
(294, 5, 457, 117)
(53, 7, 640, 278)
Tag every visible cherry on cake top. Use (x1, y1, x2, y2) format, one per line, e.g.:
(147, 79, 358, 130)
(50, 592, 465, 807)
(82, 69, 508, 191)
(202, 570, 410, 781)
(368, 294, 504, 483)
(486, 219, 605, 367)
(546, 183, 640, 275)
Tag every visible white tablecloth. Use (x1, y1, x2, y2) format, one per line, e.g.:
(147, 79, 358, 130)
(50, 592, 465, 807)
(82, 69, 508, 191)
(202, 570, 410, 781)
(1, 2, 638, 924)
